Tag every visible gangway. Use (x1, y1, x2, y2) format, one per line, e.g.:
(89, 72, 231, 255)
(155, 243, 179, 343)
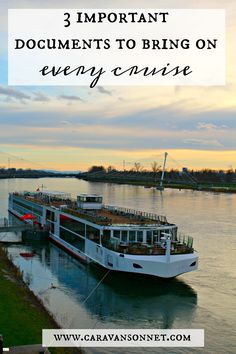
(0, 217, 33, 232)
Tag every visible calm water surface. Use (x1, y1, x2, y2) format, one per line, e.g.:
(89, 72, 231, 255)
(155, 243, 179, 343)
(0, 178, 235, 354)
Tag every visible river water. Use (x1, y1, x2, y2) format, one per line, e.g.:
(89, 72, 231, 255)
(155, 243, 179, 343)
(0, 178, 235, 354)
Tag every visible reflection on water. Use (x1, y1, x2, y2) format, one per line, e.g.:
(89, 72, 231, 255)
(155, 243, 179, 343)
(7, 242, 197, 332)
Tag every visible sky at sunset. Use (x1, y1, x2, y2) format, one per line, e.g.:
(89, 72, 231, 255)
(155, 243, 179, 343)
(0, 0, 236, 171)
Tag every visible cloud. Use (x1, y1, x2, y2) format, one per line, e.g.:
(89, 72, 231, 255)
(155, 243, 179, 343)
(0, 105, 235, 151)
(0, 109, 231, 151)
(197, 122, 228, 131)
(33, 92, 50, 102)
(0, 85, 30, 100)
(97, 86, 113, 96)
(183, 138, 223, 147)
(58, 95, 83, 101)
(60, 120, 72, 125)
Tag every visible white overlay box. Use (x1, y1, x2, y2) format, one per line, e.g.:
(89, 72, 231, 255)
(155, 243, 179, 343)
(8, 9, 225, 87)
(42, 329, 204, 347)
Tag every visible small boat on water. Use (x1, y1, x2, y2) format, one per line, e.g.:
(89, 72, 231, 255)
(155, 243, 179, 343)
(9, 190, 198, 278)
(20, 250, 36, 258)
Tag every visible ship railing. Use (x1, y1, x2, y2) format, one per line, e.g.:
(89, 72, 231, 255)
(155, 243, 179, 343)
(177, 233, 194, 249)
(0, 217, 9, 227)
(103, 205, 169, 224)
(13, 192, 74, 204)
(102, 239, 194, 255)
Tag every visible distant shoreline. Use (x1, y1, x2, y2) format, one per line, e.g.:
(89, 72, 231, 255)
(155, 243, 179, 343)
(77, 174, 236, 194)
(0, 173, 236, 193)
(0, 173, 77, 179)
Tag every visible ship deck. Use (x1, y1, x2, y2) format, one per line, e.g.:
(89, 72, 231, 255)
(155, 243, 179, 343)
(13, 193, 170, 226)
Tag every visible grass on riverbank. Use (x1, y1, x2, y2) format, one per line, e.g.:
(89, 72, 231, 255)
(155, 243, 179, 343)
(81, 176, 236, 193)
(0, 246, 80, 353)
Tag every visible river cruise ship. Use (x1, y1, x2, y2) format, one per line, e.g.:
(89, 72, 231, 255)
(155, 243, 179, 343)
(9, 191, 198, 278)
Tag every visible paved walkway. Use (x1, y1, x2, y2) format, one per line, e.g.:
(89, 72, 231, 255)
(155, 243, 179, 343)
(9, 345, 50, 353)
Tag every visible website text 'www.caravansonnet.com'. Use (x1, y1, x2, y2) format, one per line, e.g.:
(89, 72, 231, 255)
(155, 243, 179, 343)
(42, 329, 204, 347)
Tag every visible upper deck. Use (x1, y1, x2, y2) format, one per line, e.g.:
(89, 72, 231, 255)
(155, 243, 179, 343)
(11, 191, 172, 227)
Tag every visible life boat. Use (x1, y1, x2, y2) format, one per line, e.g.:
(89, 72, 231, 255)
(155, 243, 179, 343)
(20, 250, 36, 258)
(20, 213, 37, 221)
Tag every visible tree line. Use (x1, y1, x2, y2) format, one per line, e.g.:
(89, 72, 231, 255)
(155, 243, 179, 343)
(87, 164, 236, 175)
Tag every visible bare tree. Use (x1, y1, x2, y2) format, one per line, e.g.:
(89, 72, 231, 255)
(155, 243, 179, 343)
(151, 161, 161, 173)
(151, 161, 161, 182)
(133, 162, 143, 172)
(107, 165, 116, 173)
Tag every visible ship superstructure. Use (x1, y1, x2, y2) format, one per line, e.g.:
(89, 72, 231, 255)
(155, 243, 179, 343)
(9, 191, 198, 278)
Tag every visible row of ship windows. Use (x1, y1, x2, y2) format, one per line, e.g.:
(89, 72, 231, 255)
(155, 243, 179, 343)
(60, 227, 85, 251)
(103, 229, 174, 244)
(59, 216, 172, 243)
(60, 222, 168, 245)
(13, 204, 42, 220)
(59, 227, 154, 251)
(59, 224, 174, 248)
(13, 199, 43, 216)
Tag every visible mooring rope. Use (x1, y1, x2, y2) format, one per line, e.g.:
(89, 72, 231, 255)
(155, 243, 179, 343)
(81, 269, 111, 305)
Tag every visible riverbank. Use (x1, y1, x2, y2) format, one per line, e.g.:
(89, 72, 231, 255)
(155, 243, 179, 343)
(0, 246, 80, 354)
(79, 176, 236, 193)
(0, 172, 77, 179)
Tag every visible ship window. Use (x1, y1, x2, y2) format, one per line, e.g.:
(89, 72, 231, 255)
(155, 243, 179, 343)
(146, 231, 152, 244)
(113, 230, 120, 239)
(82, 196, 102, 203)
(101, 230, 111, 247)
(60, 216, 85, 236)
(79, 196, 86, 202)
(94, 197, 102, 203)
(129, 231, 136, 242)
(60, 228, 85, 251)
(46, 210, 55, 222)
(121, 231, 128, 242)
(86, 225, 100, 244)
(172, 227, 178, 241)
(153, 230, 159, 243)
(50, 222, 55, 234)
(137, 231, 143, 243)
(103, 229, 111, 240)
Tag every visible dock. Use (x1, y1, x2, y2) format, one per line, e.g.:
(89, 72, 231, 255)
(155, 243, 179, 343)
(0, 224, 33, 233)
(0, 217, 33, 232)
(0, 218, 34, 243)
(9, 344, 50, 353)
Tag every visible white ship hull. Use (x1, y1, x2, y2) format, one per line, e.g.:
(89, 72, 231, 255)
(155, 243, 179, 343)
(9, 192, 198, 279)
(49, 235, 198, 278)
